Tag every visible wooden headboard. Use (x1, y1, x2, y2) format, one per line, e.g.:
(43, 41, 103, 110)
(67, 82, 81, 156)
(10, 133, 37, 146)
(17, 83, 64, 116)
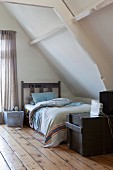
(21, 81, 61, 109)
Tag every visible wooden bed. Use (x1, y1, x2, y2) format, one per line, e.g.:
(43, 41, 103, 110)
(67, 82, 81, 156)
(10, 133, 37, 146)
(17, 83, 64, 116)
(21, 81, 61, 126)
(21, 81, 91, 147)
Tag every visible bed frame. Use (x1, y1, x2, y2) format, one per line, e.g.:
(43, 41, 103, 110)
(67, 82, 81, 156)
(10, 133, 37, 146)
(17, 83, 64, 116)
(21, 81, 61, 109)
(21, 80, 61, 110)
(21, 81, 61, 126)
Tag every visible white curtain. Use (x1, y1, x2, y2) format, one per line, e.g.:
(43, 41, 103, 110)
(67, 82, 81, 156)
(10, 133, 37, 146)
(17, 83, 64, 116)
(0, 30, 18, 111)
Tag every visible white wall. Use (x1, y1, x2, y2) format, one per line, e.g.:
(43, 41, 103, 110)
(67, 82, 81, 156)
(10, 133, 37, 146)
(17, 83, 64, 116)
(79, 3, 113, 67)
(0, 4, 74, 108)
(79, 3, 113, 90)
(38, 29, 105, 99)
(3, 2, 108, 101)
(3, 2, 112, 103)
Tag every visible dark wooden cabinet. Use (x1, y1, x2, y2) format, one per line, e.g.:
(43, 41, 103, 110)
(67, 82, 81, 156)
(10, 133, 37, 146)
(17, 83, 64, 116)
(66, 113, 113, 156)
(100, 91, 113, 115)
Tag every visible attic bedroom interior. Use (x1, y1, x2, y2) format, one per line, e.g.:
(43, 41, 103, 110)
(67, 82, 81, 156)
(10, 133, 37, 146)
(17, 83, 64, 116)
(0, 0, 113, 169)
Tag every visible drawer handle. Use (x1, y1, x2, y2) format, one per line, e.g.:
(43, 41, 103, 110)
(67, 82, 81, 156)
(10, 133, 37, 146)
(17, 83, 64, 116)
(66, 122, 82, 133)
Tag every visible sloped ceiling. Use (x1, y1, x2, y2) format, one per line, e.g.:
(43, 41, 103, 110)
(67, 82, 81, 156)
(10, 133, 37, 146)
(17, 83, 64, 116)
(64, 0, 113, 20)
(2, 3, 63, 39)
(1, 0, 113, 99)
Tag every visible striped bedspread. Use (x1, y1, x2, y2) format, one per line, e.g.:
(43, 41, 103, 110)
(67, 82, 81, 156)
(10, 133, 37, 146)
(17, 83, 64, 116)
(29, 98, 91, 147)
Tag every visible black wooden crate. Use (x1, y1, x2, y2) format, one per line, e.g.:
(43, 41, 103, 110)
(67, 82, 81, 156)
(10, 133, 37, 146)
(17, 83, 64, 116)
(66, 113, 105, 156)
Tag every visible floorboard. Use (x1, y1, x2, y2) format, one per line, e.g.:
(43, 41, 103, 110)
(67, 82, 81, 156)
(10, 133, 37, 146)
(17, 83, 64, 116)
(0, 125, 113, 170)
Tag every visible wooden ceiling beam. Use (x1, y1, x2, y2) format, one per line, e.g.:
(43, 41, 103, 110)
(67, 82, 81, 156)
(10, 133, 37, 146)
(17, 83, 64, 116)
(29, 25, 66, 45)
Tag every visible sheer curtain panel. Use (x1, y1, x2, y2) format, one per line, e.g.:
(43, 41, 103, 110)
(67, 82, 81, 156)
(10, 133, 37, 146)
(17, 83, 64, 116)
(0, 30, 18, 111)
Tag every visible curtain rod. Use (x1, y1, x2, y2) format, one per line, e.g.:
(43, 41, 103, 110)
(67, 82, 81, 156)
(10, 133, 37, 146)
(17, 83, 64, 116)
(0, 30, 16, 33)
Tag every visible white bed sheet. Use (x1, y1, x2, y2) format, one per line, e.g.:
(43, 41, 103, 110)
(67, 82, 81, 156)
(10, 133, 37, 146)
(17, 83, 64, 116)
(24, 104, 34, 112)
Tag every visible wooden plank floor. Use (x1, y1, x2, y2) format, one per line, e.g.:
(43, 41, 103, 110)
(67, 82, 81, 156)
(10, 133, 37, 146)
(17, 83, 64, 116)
(0, 125, 113, 170)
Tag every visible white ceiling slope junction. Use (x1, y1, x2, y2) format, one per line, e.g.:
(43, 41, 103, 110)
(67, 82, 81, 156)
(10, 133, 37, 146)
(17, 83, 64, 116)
(1, 0, 113, 20)
(66, 0, 113, 20)
(2, 0, 113, 99)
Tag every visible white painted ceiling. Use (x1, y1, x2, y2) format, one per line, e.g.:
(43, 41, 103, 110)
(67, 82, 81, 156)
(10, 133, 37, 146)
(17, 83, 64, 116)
(63, 0, 100, 15)
(2, 0, 113, 99)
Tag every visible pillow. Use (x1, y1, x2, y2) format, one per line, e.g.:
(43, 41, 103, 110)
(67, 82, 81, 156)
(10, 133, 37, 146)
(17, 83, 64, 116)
(31, 92, 57, 104)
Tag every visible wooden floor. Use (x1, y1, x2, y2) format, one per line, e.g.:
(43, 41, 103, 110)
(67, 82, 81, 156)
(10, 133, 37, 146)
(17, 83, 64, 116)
(0, 125, 113, 170)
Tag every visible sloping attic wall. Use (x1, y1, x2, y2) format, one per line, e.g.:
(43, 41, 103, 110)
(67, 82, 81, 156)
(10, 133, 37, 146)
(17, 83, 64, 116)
(79, 3, 113, 73)
(0, 4, 74, 108)
(2, 2, 107, 100)
(38, 29, 105, 99)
